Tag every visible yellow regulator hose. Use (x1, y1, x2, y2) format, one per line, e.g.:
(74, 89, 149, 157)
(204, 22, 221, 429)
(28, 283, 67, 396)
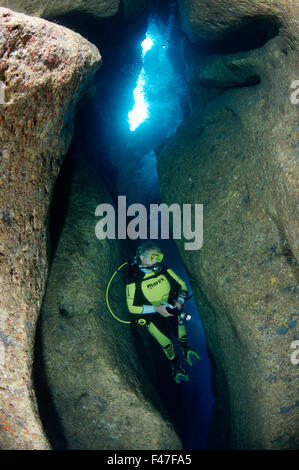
(105, 262, 131, 324)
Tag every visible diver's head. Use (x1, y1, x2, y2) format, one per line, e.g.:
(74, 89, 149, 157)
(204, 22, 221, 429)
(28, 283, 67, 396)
(136, 241, 164, 268)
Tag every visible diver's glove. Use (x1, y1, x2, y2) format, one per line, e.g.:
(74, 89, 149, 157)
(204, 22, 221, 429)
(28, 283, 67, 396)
(166, 306, 191, 324)
(174, 299, 184, 311)
(156, 302, 175, 317)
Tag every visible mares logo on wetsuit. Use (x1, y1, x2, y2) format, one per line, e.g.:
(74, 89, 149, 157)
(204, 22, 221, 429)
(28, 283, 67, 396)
(147, 277, 165, 289)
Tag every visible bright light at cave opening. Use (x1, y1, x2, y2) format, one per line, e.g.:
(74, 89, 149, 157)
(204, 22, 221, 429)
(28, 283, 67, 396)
(141, 35, 154, 57)
(128, 69, 148, 132)
(128, 34, 154, 132)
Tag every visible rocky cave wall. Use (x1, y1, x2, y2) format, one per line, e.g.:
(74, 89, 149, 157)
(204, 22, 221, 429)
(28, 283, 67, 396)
(0, 1, 153, 22)
(0, 7, 101, 449)
(0, 0, 157, 450)
(158, 0, 299, 449)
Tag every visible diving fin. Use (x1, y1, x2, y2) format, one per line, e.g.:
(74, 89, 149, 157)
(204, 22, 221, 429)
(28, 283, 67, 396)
(180, 343, 201, 367)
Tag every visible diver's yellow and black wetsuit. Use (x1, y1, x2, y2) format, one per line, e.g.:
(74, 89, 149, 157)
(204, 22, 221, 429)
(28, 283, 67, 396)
(126, 264, 189, 362)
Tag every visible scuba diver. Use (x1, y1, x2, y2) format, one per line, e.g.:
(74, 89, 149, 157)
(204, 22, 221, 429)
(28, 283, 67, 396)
(126, 241, 200, 384)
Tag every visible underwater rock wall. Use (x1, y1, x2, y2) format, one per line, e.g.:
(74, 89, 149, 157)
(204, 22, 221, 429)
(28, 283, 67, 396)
(0, 0, 153, 22)
(40, 157, 182, 450)
(0, 7, 100, 449)
(121, 0, 154, 22)
(178, 0, 298, 44)
(158, 0, 299, 449)
(0, 1, 120, 20)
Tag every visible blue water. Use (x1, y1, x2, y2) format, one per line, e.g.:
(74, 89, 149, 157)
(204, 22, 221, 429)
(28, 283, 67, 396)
(128, 2, 186, 135)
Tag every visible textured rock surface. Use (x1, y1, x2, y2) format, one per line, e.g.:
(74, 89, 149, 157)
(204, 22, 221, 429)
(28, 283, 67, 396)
(0, 7, 100, 449)
(40, 157, 182, 450)
(178, 0, 298, 43)
(121, 0, 153, 22)
(158, 0, 299, 449)
(0, 0, 152, 21)
(0, 1, 120, 19)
